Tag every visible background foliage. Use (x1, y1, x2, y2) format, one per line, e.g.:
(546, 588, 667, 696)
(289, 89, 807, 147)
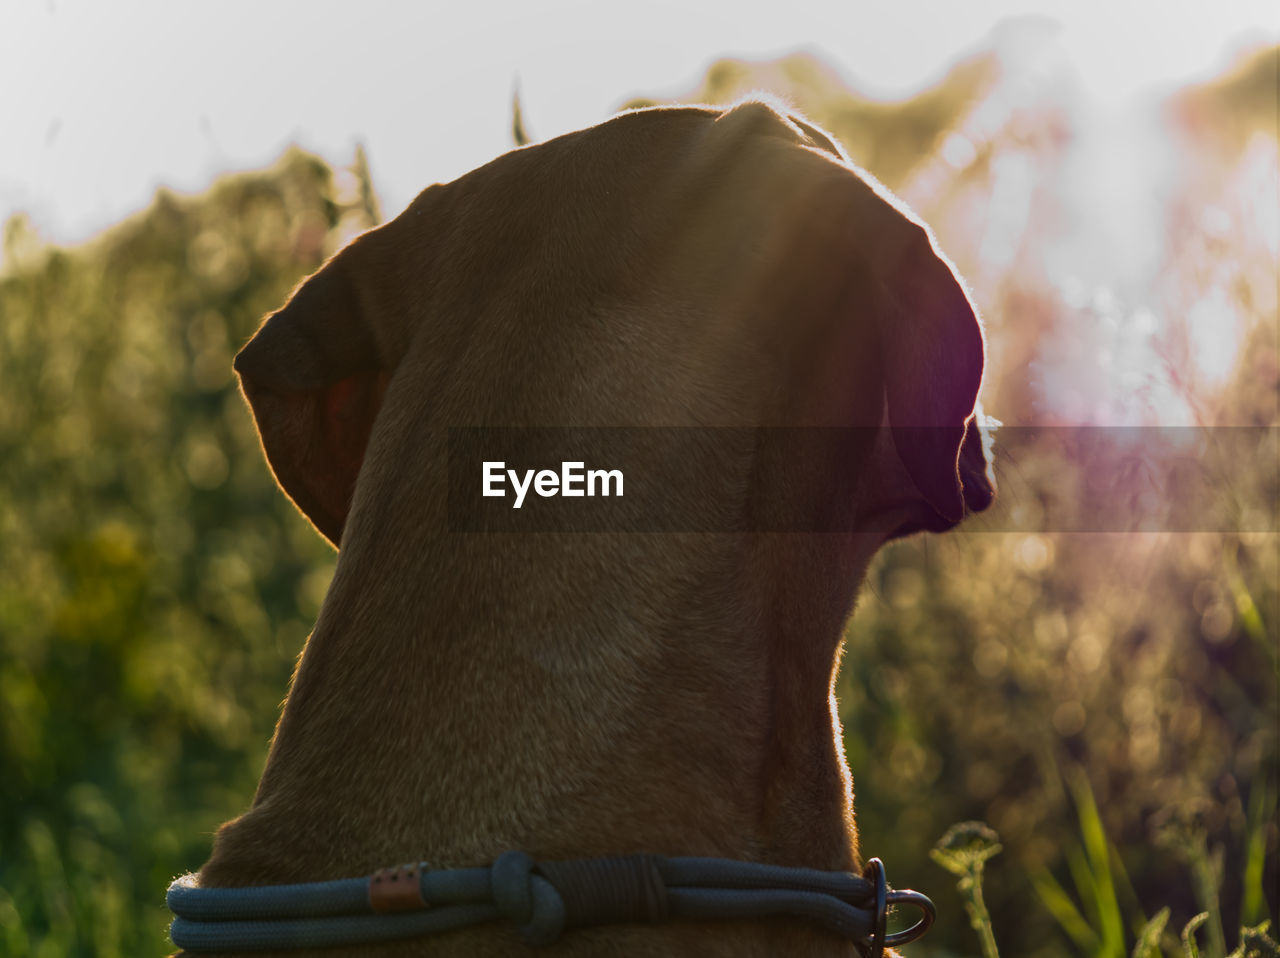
(0, 153, 371, 955)
(1, 36, 1275, 957)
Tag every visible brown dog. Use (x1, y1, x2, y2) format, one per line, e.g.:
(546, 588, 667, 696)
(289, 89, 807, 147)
(192, 99, 993, 956)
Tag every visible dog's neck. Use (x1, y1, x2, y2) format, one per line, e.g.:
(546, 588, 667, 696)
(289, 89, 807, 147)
(200, 526, 883, 890)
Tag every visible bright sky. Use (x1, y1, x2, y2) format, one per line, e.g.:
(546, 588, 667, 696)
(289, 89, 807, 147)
(1, 0, 1275, 250)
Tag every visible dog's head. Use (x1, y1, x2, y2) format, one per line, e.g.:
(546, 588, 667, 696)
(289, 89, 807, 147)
(233, 100, 993, 549)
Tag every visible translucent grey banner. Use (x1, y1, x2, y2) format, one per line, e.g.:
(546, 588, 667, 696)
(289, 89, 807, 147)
(447, 427, 1278, 533)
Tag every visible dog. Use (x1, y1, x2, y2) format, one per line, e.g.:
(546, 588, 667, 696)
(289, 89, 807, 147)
(190, 99, 993, 956)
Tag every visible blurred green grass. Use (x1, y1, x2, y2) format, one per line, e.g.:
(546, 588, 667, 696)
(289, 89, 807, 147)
(1, 43, 1276, 957)
(0, 151, 359, 955)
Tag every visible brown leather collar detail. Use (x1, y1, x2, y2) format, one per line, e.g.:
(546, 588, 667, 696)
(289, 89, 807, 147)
(368, 862, 426, 913)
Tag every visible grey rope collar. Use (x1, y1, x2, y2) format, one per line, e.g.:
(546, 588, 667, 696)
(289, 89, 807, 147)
(168, 851, 935, 954)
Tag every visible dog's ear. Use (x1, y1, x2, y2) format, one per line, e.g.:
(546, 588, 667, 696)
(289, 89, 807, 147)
(843, 181, 987, 523)
(739, 109, 986, 524)
(233, 254, 388, 548)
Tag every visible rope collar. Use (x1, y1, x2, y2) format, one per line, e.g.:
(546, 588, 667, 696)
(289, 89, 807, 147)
(169, 851, 934, 954)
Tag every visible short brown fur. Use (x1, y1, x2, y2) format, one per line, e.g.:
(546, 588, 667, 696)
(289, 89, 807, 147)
(191, 100, 994, 956)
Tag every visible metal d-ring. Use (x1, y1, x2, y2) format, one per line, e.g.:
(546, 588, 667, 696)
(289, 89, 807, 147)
(860, 858, 888, 958)
(860, 857, 938, 953)
(883, 887, 938, 948)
